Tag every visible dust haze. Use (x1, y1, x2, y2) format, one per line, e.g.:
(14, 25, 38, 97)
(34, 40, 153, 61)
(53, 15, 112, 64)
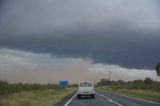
(0, 59, 103, 84)
(1, 58, 159, 84)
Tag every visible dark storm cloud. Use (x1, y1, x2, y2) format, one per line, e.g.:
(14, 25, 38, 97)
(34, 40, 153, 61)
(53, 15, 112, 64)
(0, 0, 160, 69)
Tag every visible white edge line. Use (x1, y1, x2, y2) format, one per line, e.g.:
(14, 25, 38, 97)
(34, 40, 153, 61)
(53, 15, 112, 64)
(64, 93, 77, 106)
(97, 92, 123, 106)
(105, 90, 160, 105)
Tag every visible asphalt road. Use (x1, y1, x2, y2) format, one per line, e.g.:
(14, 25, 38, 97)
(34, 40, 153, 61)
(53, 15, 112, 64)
(60, 90, 160, 106)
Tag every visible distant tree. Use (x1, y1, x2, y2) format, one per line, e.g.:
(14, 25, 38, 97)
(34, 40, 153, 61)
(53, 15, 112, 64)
(117, 80, 126, 85)
(98, 79, 111, 85)
(156, 62, 160, 76)
(132, 80, 143, 85)
(144, 78, 153, 85)
(127, 81, 132, 85)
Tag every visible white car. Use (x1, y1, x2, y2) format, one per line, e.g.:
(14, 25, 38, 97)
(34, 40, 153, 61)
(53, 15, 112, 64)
(77, 82, 95, 99)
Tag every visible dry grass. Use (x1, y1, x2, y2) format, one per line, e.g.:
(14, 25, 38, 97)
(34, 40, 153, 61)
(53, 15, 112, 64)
(98, 86, 160, 103)
(115, 89, 160, 102)
(0, 88, 75, 106)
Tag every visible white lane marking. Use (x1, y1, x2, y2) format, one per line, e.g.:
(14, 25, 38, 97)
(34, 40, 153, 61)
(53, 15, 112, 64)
(105, 91, 160, 105)
(97, 92, 123, 106)
(64, 93, 77, 106)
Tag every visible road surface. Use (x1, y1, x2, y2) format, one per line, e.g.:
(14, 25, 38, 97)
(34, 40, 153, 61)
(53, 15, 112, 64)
(59, 90, 160, 106)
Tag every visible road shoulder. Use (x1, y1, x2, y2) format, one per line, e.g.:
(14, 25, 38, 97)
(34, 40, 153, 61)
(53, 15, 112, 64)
(54, 92, 76, 106)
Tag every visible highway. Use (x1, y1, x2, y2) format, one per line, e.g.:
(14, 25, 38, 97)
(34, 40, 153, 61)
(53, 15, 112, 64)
(60, 90, 160, 106)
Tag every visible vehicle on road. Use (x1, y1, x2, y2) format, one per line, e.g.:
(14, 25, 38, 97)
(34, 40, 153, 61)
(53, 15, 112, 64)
(77, 82, 95, 99)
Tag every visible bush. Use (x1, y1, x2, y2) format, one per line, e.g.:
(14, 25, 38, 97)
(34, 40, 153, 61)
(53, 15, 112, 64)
(0, 80, 59, 96)
(144, 78, 153, 85)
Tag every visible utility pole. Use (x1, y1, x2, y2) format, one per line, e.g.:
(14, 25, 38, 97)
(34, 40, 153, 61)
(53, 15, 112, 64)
(108, 71, 111, 81)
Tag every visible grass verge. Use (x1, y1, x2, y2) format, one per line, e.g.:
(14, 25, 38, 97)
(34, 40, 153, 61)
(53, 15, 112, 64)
(98, 86, 160, 103)
(0, 88, 75, 106)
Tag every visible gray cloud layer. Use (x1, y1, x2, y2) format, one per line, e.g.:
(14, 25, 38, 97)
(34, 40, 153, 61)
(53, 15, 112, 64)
(0, 0, 160, 69)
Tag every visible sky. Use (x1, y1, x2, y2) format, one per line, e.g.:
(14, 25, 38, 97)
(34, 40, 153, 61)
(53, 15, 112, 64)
(0, 0, 160, 83)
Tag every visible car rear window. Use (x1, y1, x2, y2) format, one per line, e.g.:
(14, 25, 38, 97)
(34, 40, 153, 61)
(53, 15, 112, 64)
(79, 82, 92, 87)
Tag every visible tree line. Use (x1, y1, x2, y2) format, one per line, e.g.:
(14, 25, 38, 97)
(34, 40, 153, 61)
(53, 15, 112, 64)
(97, 77, 160, 92)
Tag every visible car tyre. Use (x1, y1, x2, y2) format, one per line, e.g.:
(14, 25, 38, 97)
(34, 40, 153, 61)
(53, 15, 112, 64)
(77, 94, 81, 99)
(91, 94, 95, 99)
